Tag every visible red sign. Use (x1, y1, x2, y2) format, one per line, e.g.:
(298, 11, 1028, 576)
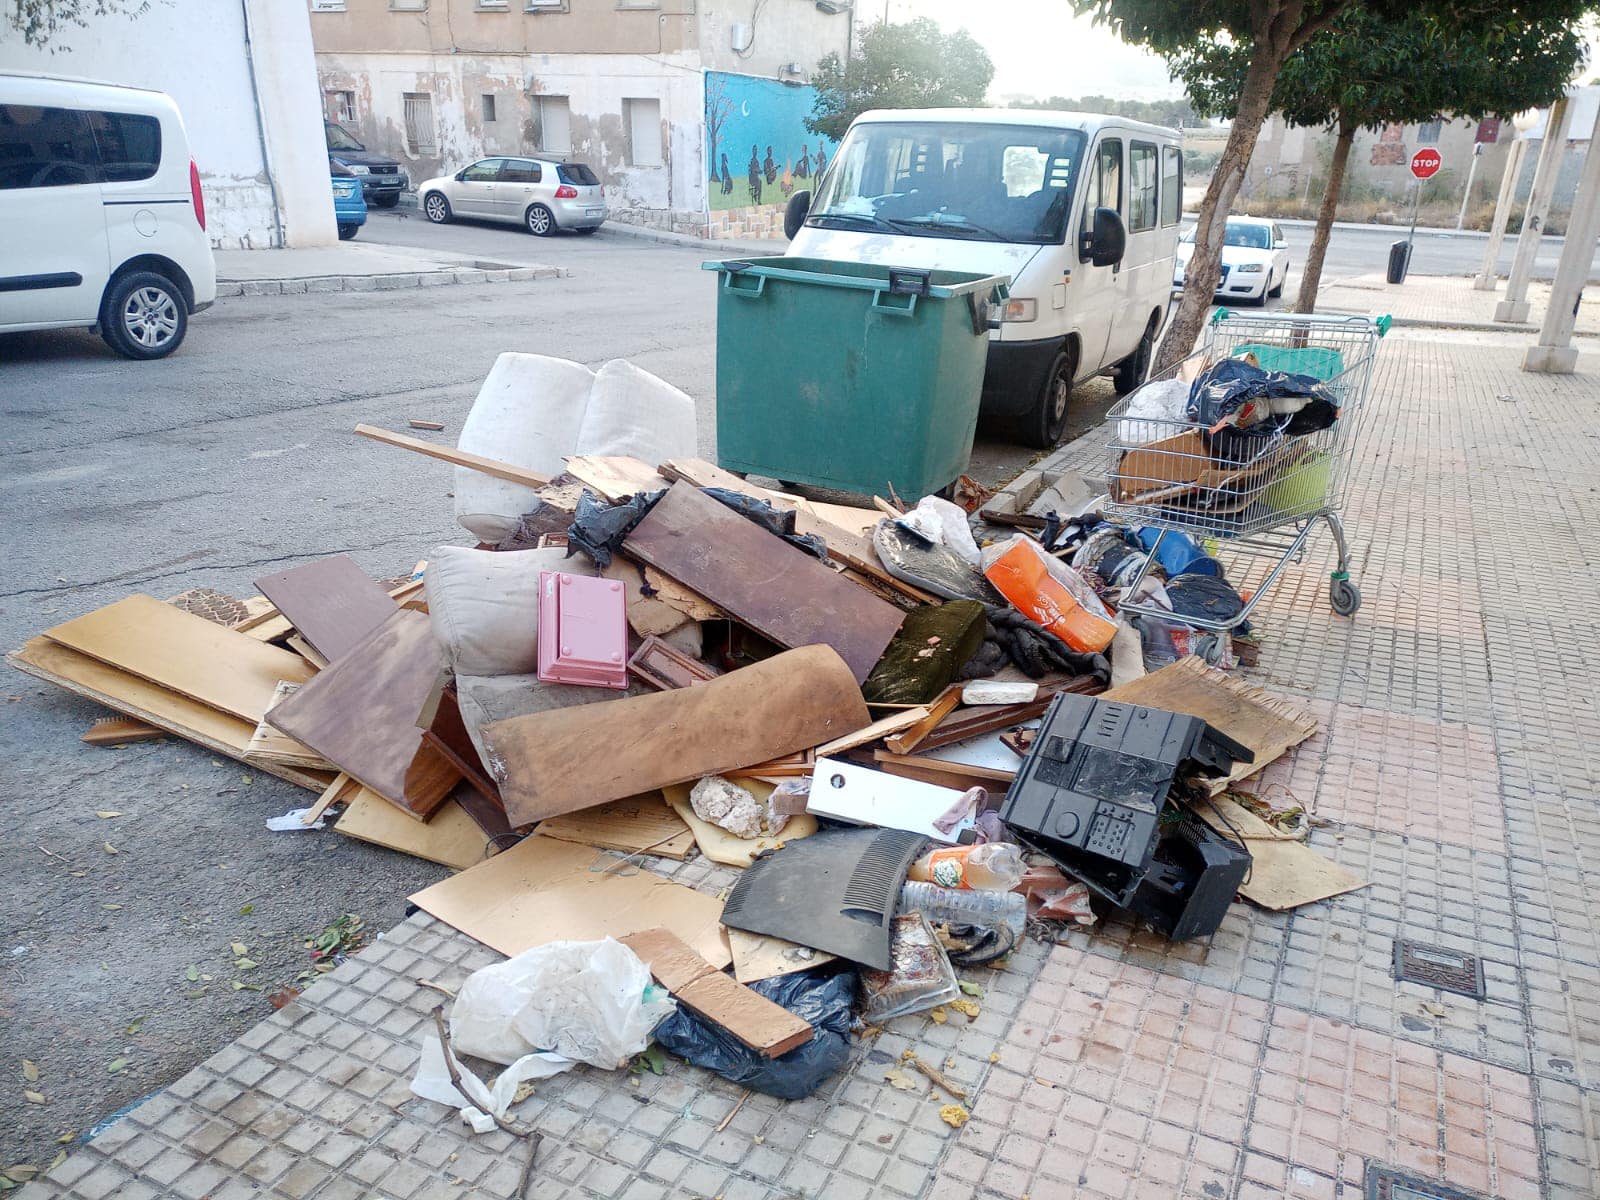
(1410, 147, 1442, 180)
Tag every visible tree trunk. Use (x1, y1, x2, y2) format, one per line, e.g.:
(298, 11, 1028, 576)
(1294, 113, 1354, 313)
(1153, 36, 1296, 373)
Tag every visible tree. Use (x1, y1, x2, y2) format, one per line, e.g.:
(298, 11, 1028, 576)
(1173, 9, 1585, 312)
(1072, 1, 1596, 373)
(705, 74, 734, 185)
(806, 18, 994, 143)
(8, 0, 149, 48)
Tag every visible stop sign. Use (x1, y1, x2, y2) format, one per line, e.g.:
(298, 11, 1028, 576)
(1410, 147, 1442, 180)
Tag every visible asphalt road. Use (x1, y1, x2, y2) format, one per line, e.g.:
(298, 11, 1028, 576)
(0, 207, 1563, 1174)
(1272, 220, 1599, 283)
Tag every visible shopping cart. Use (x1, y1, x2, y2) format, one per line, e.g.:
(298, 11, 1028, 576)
(1102, 309, 1388, 638)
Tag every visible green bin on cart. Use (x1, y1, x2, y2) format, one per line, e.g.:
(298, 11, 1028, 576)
(702, 256, 1009, 499)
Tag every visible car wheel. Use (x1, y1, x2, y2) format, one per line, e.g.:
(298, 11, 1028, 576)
(1112, 316, 1158, 396)
(1020, 346, 1074, 449)
(371, 193, 400, 209)
(1269, 264, 1286, 299)
(525, 204, 556, 236)
(337, 223, 359, 241)
(100, 270, 187, 360)
(423, 192, 451, 223)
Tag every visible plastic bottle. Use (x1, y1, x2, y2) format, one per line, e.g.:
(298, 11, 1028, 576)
(907, 843, 1027, 891)
(899, 881, 1027, 942)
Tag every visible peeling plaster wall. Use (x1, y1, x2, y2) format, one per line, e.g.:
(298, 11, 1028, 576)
(0, 0, 335, 248)
(315, 50, 705, 226)
(698, 0, 850, 79)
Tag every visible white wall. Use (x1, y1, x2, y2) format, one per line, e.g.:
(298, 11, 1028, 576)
(699, 0, 852, 79)
(0, 0, 335, 247)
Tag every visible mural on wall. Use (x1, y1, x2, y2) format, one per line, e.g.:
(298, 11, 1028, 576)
(705, 71, 838, 211)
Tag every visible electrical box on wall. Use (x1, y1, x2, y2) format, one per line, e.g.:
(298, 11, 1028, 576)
(730, 23, 753, 53)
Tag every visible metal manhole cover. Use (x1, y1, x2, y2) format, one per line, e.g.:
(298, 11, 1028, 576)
(1392, 939, 1486, 1000)
(1365, 1165, 1488, 1200)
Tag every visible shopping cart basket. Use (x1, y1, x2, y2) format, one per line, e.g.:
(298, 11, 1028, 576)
(1103, 309, 1387, 635)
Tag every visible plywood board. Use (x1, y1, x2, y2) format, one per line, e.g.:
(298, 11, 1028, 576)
(8, 637, 332, 792)
(563, 454, 669, 501)
(812, 706, 929, 757)
(624, 483, 904, 683)
(483, 644, 868, 827)
(728, 928, 837, 985)
(662, 784, 820, 868)
(807, 757, 972, 842)
(255, 555, 398, 663)
(409, 833, 732, 967)
(535, 794, 696, 860)
(265, 610, 459, 819)
(44, 594, 315, 725)
(334, 786, 491, 872)
(1103, 656, 1319, 793)
(82, 716, 165, 746)
(246, 681, 336, 771)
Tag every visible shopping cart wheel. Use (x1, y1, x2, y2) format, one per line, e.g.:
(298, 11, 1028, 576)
(1328, 577, 1361, 617)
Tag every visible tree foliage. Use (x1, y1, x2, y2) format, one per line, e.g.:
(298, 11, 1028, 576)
(7, 0, 150, 48)
(806, 18, 995, 143)
(1009, 93, 1206, 128)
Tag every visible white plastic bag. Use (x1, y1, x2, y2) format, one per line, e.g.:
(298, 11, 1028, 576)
(1117, 377, 1191, 445)
(895, 495, 982, 566)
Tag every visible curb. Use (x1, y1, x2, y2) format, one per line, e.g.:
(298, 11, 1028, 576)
(215, 264, 565, 298)
(600, 220, 789, 257)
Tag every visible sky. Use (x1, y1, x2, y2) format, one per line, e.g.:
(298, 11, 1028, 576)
(881, 1, 1600, 105)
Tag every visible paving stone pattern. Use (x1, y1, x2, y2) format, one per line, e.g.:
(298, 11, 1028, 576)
(20, 331, 1600, 1198)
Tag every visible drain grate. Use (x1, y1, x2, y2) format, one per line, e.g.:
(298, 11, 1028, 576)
(1365, 1165, 1488, 1200)
(1392, 939, 1486, 1000)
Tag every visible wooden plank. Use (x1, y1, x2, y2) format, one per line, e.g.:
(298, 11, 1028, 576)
(265, 610, 459, 820)
(247, 681, 336, 771)
(482, 644, 869, 827)
(334, 786, 492, 872)
(883, 686, 964, 755)
(408, 419, 446, 431)
(872, 750, 1016, 786)
(44, 594, 316, 725)
(255, 555, 399, 663)
(623, 482, 904, 683)
(812, 706, 930, 757)
(1103, 656, 1320, 793)
(535, 794, 696, 860)
(912, 676, 1102, 753)
(302, 772, 359, 826)
(354, 423, 554, 489)
(284, 635, 329, 670)
(563, 454, 669, 501)
(82, 716, 165, 747)
(409, 833, 732, 967)
(620, 928, 813, 1058)
(7, 637, 332, 792)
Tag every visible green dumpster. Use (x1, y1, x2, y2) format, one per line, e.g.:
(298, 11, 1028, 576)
(702, 256, 1009, 499)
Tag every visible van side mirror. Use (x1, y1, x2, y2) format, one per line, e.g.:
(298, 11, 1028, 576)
(784, 189, 811, 240)
(1081, 206, 1126, 267)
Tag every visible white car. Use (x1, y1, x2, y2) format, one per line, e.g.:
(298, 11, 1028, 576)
(0, 71, 216, 359)
(1173, 216, 1289, 305)
(417, 157, 607, 236)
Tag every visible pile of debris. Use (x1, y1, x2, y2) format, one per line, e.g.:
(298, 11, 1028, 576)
(7, 352, 1366, 1118)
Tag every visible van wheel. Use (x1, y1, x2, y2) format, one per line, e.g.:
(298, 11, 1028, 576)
(423, 192, 451, 223)
(1112, 317, 1158, 396)
(1021, 347, 1074, 449)
(101, 271, 187, 360)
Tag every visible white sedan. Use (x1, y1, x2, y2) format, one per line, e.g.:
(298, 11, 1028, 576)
(1173, 216, 1290, 305)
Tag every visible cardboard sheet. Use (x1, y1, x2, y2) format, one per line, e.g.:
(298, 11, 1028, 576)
(334, 787, 491, 872)
(409, 833, 732, 967)
(1192, 795, 1365, 910)
(535, 793, 696, 860)
(662, 782, 820, 868)
(728, 928, 837, 985)
(482, 644, 868, 827)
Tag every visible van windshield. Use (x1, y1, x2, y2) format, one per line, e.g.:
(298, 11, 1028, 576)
(807, 121, 1085, 245)
(325, 122, 364, 152)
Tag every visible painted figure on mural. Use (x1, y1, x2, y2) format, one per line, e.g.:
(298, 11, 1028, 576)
(763, 145, 777, 184)
(720, 152, 733, 195)
(795, 144, 811, 179)
(747, 145, 763, 204)
(813, 144, 828, 178)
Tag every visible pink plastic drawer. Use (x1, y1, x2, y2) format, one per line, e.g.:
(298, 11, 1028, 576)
(537, 571, 629, 689)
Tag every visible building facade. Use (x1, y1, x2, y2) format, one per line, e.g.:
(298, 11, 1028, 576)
(308, 0, 851, 237)
(1, 0, 336, 248)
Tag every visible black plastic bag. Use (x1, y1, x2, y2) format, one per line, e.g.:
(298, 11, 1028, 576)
(1165, 573, 1251, 636)
(651, 966, 857, 1100)
(702, 487, 829, 563)
(566, 489, 664, 567)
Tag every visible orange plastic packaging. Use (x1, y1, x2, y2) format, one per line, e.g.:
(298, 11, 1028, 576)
(983, 536, 1118, 654)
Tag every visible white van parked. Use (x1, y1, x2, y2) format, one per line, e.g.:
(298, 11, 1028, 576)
(785, 108, 1184, 446)
(0, 72, 216, 359)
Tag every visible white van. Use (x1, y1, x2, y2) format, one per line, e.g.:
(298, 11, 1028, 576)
(785, 109, 1183, 446)
(0, 72, 216, 359)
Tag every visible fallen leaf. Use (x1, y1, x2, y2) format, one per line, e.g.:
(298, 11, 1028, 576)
(958, 981, 984, 998)
(4, 1166, 38, 1181)
(102, 903, 122, 911)
(988, 1052, 1000, 1064)
(125, 1016, 144, 1036)
(185, 988, 207, 999)
(231, 981, 263, 992)
(54, 1134, 74, 1145)
(184, 966, 199, 982)
(511, 1080, 537, 1106)
(939, 1104, 970, 1129)
(230, 942, 247, 957)
(267, 987, 301, 1011)
(106, 1058, 128, 1075)
(949, 999, 981, 1021)
(929, 1007, 948, 1024)
(21, 1061, 38, 1083)
(234, 958, 258, 971)
(95, 811, 122, 819)
(23, 1091, 45, 1105)
(238, 903, 254, 916)
(49, 1151, 66, 1170)
(103, 843, 119, 855)
(884, 1070, 918, 1091)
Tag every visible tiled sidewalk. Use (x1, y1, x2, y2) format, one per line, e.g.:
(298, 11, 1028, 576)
(19, 330, 1600, 1200)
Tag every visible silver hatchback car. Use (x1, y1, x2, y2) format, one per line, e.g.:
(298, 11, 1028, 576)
(417, 157, 606, 236)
